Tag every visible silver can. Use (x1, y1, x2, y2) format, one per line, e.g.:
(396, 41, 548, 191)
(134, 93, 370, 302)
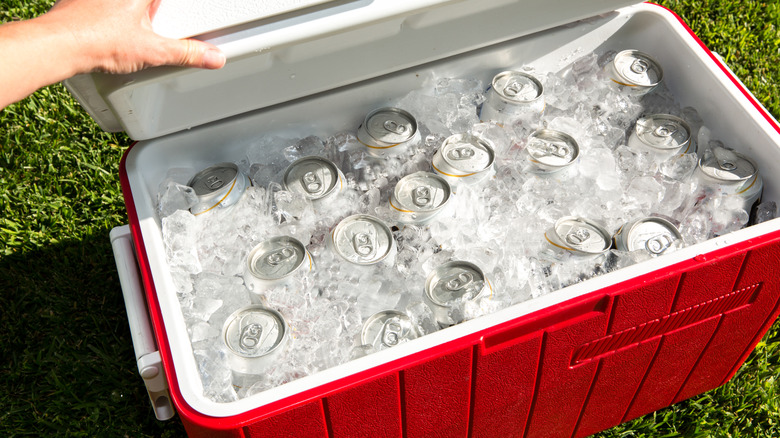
(431, 133, 496, 185)
(480, 71, 545, 125)
(695, 147, 763, 214)
(357, 107, 420, 157)
(424, 261, 492, 327)
(361, 310, 418, 351)
(329, 214, 396, 266)
(389, 172, 453, 225)
(606, 50, 663, 95)
(245, 236, 312, 293)
(283, 156, 345, 202)
(613, 217, 684, 256)
(187, 162, 250, 215)
(524, 129, 580, 174)
(544, 216, 612, 257)
(222, 306, 289, 388)
(628, 114, 694, 161)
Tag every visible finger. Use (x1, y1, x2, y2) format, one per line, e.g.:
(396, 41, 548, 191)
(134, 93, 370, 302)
(167, 38, 226, 69)
(148, 0, 163, 20)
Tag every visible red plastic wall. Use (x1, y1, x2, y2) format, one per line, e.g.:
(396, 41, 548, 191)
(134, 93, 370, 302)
(173, 236, 780, 438)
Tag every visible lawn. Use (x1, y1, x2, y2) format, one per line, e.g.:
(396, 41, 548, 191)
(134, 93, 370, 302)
(1, 1, 779, 437)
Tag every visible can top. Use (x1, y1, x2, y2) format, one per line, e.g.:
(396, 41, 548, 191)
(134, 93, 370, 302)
(248, 236, 309, 281)
(492, 71, 544, 103)
(283, 156, 342, 200)
(618, 217, 683, 255)
(392, 172, 452, 213)
(223, 306, 288, 359)
(362, 107, 418, 145)
(612, 50, 663, 87)
(526, 129, 580, 170)
(360, 310, 417, 350)
(633, 114, 691, 151)
(425, 261, 488, 306)
(331, 214, 394, 265)
(188, 162, 240, 197)
(546, 216, 612, 255)
(698, 147, 758, 183)
(439, 134, 496, 174)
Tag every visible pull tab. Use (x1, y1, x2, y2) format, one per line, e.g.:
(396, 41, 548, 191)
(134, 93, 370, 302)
(239, 322, 263, 351)
(353, 232, 376, 258)
(266, 246, 297, 266)
(206, 175, 224, 190)
(504, 80, 525, 97)
(630, 58, 649, 74)
(383, 120, 408, 135)
(532, 140, 570, 158)
(302, 171, 323, 194)
(713, 146, 738, 171)
(645, 233, 674, 255)
(566, 228, 591, 246)
(447, 146, 476, 161)
(412, 186, 431, 207)
(654, 124, 677, 139)
(381, 318, 403, 347)
(445, 272, 474, 292)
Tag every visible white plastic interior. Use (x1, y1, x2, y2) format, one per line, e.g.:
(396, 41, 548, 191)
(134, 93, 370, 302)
(65, 0, 636, 140)
(123, 4, 780, 417)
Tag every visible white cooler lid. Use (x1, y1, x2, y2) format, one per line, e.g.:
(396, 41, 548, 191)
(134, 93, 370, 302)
(65, 0, 638, 140)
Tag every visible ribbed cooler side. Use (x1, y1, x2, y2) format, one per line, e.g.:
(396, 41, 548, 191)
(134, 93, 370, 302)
(217, 237, 780, 438)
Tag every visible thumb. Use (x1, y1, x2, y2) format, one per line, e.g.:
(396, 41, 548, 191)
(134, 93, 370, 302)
(165, 38, 226, 70)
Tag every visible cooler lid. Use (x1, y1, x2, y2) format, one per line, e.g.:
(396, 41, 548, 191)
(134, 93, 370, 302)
(64, 0, 638, 141)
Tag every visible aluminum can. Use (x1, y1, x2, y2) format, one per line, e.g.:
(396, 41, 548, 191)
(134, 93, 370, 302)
(357, 107, 420, 157)
(606, 50, 663, 95)
(628, 114, 694, 161)
(283, 156, 345, 202)
(389, 172, 452, 225)
(245, 236, 312, 293)
(480, 71, 545, 125)
(544, 216, 612, 257)
(524, 129, 580, 175)
(613, 217, 684, 256)
(694, 148, 763, 214)
(361, 310, 418, 351)
(222, 305, 289, 388)
(431, 133, 496, 185)
(187, 162, 249, 215)
(329, 214, 396, 266)
(424, 261, 492, 327)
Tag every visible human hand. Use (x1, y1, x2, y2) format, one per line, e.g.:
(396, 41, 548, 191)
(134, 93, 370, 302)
(42, 0, 226, 74)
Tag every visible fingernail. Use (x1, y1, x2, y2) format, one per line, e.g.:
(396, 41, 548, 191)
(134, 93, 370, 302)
(203, 48, 226, 69)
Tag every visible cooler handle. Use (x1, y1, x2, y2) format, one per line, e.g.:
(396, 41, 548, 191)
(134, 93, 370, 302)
(110, 225, 175, 421)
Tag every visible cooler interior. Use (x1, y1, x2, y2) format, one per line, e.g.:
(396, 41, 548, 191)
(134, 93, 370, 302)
(121, 3, 780, 437)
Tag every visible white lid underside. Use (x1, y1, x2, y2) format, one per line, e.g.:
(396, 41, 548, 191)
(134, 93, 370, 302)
(64, 0, 637, 140)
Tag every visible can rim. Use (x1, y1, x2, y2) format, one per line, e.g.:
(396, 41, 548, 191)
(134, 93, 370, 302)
(282, 156, 343, 200)
(612, 49, 664, 88)
(247, 236, 309, 281)
(424, 260, 490, 307)
(633, 114, 692, 151)
(620, 216, 683, 253)
(697, 150, 759, 183)
(491, 70, 544, 103)
(221, 305, 289, 360)
(331, 214, 395, 265)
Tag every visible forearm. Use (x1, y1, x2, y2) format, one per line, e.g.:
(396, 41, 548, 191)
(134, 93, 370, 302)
(0, 16, 85, 108)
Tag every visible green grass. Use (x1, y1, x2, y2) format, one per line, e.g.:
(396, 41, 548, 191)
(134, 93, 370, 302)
(1, 1, 778, 437)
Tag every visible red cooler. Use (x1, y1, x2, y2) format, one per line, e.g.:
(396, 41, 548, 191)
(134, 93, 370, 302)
(67, 1, 780, 436)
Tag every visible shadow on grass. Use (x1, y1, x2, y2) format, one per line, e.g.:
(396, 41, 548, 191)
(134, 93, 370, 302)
(0, 229, 186, 438)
